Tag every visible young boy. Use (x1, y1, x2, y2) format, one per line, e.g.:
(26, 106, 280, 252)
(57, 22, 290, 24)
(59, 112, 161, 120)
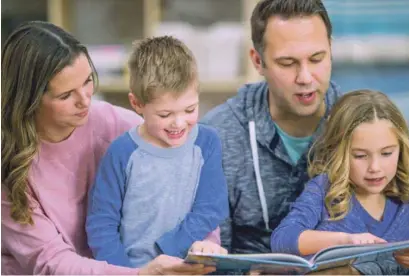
(86, 36, 229, 268)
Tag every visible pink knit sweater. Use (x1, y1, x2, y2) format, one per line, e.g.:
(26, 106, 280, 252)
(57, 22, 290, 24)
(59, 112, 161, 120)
(1, 101, 146, 275)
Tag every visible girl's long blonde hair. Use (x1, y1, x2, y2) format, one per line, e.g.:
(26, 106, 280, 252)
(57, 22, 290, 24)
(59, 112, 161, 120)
(308, 89, 409, 220)
(1, 21, 97, 225)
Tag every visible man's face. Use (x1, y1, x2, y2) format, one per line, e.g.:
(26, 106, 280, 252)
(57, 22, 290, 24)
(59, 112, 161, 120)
(252, 15, 332, 119)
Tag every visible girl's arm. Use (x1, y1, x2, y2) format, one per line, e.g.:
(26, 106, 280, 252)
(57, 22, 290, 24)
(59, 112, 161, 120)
(298, 230, 348, 255)
(1, 192, 138, 275)
(271, 175, 327, 255)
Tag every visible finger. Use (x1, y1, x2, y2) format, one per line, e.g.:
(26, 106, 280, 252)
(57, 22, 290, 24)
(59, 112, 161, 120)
(248, 270, 262, 275)
(374, 238, 387, 243)
(219, 247, 228, 255)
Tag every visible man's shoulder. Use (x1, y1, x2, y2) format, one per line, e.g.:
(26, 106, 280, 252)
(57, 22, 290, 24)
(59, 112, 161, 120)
(201, 101, 237, 127)
(326, 80, 344, 105)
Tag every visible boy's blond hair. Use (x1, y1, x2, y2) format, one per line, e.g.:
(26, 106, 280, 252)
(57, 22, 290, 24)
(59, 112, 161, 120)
(128, 36, 198, 104)
(308, 89, 409, 220)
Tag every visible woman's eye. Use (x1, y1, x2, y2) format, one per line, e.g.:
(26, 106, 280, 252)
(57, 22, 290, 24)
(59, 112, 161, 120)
(60, 93, 71, 100)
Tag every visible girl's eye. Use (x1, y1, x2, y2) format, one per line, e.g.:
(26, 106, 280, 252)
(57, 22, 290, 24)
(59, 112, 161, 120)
(353, 155, 367, 159)
(382, 152, 392, 157)
(158, 114, 170, 118)
(186, 108, 196, 114)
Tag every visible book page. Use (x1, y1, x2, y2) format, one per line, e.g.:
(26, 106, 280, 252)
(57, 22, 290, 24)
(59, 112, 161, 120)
(312, 240, 409, 265)
(185, 253, 311, 274)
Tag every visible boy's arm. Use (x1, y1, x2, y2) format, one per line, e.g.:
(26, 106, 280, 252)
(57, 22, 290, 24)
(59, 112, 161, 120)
(86, 141, 132, 267)
(155, 132, 229, 258)
(270, 177, 326, 255)
(203, 227, 221, 245)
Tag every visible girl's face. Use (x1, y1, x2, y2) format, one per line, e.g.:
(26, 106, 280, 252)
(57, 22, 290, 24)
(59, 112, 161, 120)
(35, 53, 94, 142)
(349, 119, 400, 197)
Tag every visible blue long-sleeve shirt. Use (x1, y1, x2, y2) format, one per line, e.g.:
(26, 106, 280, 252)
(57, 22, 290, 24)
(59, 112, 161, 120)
(271, 174, 409, 256)
(86, 124, 229, 267)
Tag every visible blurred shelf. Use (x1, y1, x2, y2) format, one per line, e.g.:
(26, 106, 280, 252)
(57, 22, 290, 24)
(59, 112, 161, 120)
(98, 77, 245, 94)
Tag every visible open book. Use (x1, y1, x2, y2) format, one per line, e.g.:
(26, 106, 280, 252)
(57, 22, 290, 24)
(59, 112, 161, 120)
(185, 240, 409, 274)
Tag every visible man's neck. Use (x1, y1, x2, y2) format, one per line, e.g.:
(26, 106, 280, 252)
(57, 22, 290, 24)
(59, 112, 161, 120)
(269, 104, 326, 138)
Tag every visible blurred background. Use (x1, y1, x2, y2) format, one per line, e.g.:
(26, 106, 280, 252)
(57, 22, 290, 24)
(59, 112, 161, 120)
(2, 0, 408, 120)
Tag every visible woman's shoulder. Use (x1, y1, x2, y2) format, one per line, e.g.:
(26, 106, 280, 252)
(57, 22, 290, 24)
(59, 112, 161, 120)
(88, 100, 143, 141)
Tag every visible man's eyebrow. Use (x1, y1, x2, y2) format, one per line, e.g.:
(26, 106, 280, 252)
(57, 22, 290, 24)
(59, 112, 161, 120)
(275, 50, 327, 61)
(310, 50, 327, 57)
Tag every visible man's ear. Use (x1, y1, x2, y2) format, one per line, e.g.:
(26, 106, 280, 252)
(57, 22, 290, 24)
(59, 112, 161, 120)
(128, 92, 144, 115)
(249, 47, 264, 76)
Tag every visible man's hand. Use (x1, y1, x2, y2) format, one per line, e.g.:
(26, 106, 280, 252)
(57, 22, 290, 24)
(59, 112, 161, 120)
(394, 248, 409, 268)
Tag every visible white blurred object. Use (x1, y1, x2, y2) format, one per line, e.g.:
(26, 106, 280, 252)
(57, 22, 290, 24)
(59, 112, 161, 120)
(205, 22, 244, 81)
(332, 35, 409, 63)
(153, 21, 244, 82)
(87, 45, 128, 86)
(153, 22, 209, 79)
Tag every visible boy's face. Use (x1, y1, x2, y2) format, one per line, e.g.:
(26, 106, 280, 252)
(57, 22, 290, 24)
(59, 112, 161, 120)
(349, 119, 400, 197)
(130, 83, 199, 148)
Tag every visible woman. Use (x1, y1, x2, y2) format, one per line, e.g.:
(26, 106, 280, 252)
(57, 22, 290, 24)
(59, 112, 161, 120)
(1, 21, 215, 275)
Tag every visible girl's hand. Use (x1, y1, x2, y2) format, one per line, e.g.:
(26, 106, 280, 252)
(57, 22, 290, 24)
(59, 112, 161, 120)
(394, 248, 409, 268)
(139, 254, 216, 275)
(189, 240, 228, 255)
(346, 233, 387, 245)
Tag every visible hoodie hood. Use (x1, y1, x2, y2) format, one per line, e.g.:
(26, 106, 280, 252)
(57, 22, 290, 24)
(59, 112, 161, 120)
(224, 80, 341, 230)
(225, 80, 340, 149)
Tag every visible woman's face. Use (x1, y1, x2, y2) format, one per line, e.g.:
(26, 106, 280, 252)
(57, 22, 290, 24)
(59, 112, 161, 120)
(35, 53, 94, 142)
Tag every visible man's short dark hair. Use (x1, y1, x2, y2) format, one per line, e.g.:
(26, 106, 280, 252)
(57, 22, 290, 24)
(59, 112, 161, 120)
(251, 0, 332, 60)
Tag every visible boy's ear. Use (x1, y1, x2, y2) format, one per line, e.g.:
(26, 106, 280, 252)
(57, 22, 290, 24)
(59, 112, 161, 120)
(128, 92, 144, 115)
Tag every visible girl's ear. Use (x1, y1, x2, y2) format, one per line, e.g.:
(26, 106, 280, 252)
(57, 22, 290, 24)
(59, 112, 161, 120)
(128, 92, 144, 115)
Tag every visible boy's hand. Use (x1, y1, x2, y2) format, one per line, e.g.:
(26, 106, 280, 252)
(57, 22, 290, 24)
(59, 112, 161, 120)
(189, 240, 228, 255)
(346, 233, 387, 245)
(394, 248, 409, 268)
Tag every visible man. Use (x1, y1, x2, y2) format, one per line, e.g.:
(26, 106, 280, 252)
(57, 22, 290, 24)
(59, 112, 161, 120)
(201, 0, 407, 274)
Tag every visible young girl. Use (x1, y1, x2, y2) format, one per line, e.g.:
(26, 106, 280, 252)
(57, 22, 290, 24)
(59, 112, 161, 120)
(271, 89, 409, 272)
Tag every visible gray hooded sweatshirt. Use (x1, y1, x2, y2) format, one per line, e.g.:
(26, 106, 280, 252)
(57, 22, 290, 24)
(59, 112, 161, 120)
(201, 81, 406, 275)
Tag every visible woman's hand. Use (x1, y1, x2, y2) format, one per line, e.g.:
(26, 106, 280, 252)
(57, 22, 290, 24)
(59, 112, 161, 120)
(189, 240, 228, 255)
(394, 248, 409, 268)
(138, 254, 216, 275)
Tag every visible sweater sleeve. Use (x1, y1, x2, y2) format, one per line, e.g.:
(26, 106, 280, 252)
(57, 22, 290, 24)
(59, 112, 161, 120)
(155, 128, 229, 257)
(1, 192, 139, 275)
(270, 176, 326, 255)
(86, 135, 135, 267)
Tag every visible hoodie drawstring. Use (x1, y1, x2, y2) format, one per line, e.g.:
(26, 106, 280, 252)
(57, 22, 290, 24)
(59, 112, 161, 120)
(249, 121, 270, 230)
